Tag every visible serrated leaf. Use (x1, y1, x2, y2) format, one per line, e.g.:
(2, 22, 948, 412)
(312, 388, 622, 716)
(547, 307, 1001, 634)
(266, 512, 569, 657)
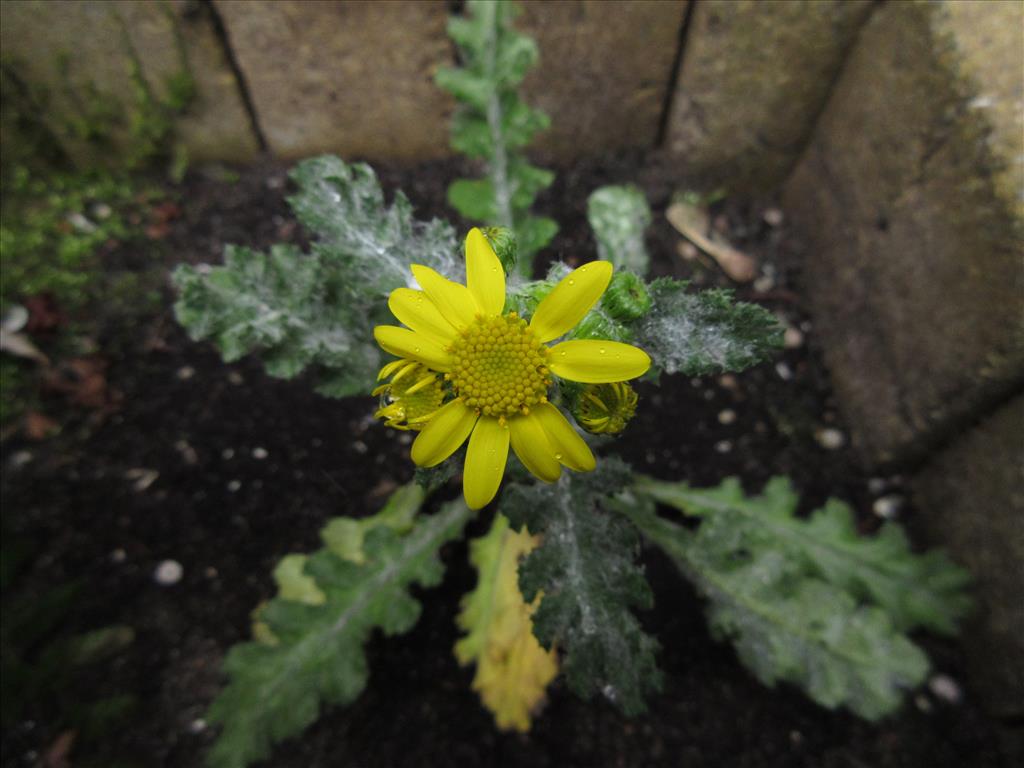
(622, 499, 930, 720)
(501, 459, 661, 716)
(438, 0, 557, 277)
(174, 158, 461, 398)
(631, 277, 783, 377)
(455, 513, 557, 732)
(205, 499, 473, 768)
(587, 186, 652, 276)
(634, 476, 972, 635)
(321, 482, 425, 565)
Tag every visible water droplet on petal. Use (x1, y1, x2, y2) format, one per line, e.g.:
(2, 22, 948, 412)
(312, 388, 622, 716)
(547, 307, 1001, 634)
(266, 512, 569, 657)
(599, 347, 607, 354)
(568, 279, 575, 286)
(554, 453, 563, 460)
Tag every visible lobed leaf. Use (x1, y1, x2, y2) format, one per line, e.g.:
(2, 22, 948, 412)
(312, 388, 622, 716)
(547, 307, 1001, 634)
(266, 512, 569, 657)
(501, 459, 661, 716)
(174, 158, 461, 398)
(631, 278, 783, 378)
(436, 0, 557, 275)
(587, 186, 652, 276)
(455, 513, 557, 732)
(623, 499, 931, 720)
(634, 476, 972, 635)
(205, 497, 473, 768)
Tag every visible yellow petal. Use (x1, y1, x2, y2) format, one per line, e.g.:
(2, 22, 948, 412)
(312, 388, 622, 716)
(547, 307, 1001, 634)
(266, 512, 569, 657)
(411, 398, 478, 467)
(548, 340, 651, 383)
(411, 264, 480, 329)
(464, 417, 510, 509)
(374, 326, 453, 372)
(509, 413, 561, 483)
(533, 403, 595, 472)
(529, 261, 613, 343)
(465, 228, 506, 316)
(388, 288, 458, 346)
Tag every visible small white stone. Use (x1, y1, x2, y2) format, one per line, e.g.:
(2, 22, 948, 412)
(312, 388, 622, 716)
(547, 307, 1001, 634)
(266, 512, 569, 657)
(718, 374, 739, 391)
(718, 409, 737, 425)
(176, 366, 195, 381)
(10, 450, 33, 468)
(872, 495, 903, 519)
(221, 448, 235, 460)
(763, 208, 785, 227)
(352, 440, 369, 455)
(868, 477, 888, 495)
(227, 371, 244, 385)
(816, 428, 846, 450)
(227, 480, 241, 493)
(110, 548, 127, 563)
(775, 362, 793, 381)
(929, 674, 962, 704)
(126, 468, 159, 492)
(783, 326, 804, 349)
(92, 203, 112, 220)
(714, 440, 733, 454)
(189, 718, 207, 734)
(753, 275, 775, 292)
(154, 560, 183, 586)
(175, 440, 198, 465)
(252, 447, 268, 460)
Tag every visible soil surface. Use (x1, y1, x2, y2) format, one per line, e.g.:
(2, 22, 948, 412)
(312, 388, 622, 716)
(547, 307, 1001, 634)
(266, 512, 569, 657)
(1, 153, 1017, 768)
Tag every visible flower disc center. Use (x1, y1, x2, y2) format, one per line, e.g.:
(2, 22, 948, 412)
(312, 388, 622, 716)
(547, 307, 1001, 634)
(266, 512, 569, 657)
(448, 313, 551, 418)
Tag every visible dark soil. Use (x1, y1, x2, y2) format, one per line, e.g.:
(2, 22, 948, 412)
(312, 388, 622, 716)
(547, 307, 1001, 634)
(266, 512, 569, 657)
(1, 154, 1016, 768)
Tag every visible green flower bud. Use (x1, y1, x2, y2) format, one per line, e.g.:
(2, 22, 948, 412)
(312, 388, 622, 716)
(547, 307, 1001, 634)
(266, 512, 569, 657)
(601, 271, 652, 321)
(481, 227, 518, 274)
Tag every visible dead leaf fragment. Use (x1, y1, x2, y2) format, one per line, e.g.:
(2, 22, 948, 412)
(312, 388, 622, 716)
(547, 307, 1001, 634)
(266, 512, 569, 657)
(667, 201, 759, 283)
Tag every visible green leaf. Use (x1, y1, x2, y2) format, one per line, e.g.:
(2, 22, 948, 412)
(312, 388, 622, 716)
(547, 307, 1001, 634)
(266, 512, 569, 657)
(174, 158, 461, 398)
(438, 0, 557, 277)
(205, 498, 473, 768)
(321, 482, 425, 565)
(622, 498, 931, 720)
(634, 476, 972, 635)
(631, 278, 784, 378)
(587, 186, 652, 275)
(501, 459, 662, 716)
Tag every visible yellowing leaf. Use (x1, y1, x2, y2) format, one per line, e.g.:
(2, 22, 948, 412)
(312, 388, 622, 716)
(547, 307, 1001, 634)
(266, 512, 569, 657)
(455, 513, 557, 732)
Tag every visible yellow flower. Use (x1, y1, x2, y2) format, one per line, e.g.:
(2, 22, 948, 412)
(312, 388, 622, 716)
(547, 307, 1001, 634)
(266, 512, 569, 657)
(372, 360, 445, 431)
(373, 228, 650, 509)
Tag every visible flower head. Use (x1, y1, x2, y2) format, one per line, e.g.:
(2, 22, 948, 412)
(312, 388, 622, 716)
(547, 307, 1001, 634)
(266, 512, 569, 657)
(373, 228, 650, 509)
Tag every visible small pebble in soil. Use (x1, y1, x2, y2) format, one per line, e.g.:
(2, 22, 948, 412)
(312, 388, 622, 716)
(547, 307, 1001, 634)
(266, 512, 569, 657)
(353, 440, 369, 455)
(789, 730, 803, 747)
(714, 440, 733, 454)
(753, 275, 775, 292)
(929, 674, 963, 704)
(718, 374, 739, 391)
(227, 480, 242, 493)
(176, 366, 195, 381)
(125, 468, 159, 492)
(872, 494, 904, 519)
(252, 447, 268, 460)
(783, 326, 805, 349)
(175, 440, 198, 465)
(110, 548, 127, 563)
(189, 718, 207, 734)
(645, 451, 656, 465)
(703, 389, 716, 401)
(815, 428, 846, 450)
(222, 448, 235, 460)
(92, 202, 112, 220)
(775, 362, 793, 381)
(677, 241, 700, 261)
(204, 566, 218, 578)
(398, 433, 412, 445)
(228, 371, 244, 385)
(154, 560, 183, 586)
(10, 450, 33, 468)
(915, 694, 933, 713)
(763, 208, 785, 227)
(868, 477, 888, 495)
(718, 409, 737, 425)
